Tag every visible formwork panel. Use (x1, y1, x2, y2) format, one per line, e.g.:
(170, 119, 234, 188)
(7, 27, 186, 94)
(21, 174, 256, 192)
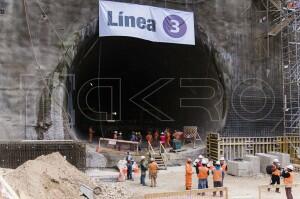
(0, 141, 86, 169)
(207, 133, 300, 162)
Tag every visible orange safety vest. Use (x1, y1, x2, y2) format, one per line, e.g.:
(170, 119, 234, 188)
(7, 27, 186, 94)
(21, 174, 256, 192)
(213, 169, 223, 182)
(284, 172, 294, 188)
(149, 162, 158, 175)
(198, 167, 209, 179)
(272, 164, 281, 176)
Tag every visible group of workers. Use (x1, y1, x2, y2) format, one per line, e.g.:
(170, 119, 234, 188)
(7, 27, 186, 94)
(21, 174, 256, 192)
(185, 155, 227, 197)
(125, 152, 159, 187)
(138, 156, 159, 187)
(268, 158, 295, 199)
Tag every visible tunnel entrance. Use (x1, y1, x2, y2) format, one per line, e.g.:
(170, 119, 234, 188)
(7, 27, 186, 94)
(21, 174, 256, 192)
(71, 34, 225, 139)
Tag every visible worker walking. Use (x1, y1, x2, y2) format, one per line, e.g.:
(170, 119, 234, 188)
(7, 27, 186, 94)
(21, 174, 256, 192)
(282, 165, 294, 199)
(185, 158, 193, 190)
(212, 161, 224, 197)
(148, 158, 159, 187)
(197, 159, 209, 191)
(140, 156, 147, 186)
(268, 159, 281, 193)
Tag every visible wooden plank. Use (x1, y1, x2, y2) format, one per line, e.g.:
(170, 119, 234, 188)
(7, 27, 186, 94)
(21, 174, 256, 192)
(268, 16, 294, 36)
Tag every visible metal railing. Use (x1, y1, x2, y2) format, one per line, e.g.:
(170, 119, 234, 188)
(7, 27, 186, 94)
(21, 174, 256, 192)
(148, 141, 156, 155)
(144, 187, 229, 199)
(99, 138, 140, 154)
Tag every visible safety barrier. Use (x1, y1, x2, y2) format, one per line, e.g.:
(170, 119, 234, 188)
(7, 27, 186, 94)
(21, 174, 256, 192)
(144, 187, 228, 199)
(258, 184, 300, 199)
(99, 138, 140, 154)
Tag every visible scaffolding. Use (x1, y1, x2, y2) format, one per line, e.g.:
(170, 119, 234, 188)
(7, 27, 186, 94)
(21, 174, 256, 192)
(281, 2, 300, 136)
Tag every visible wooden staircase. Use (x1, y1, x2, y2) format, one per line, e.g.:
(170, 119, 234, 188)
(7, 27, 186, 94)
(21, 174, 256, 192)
(148, 142, 167, 170)
(152, 153, 167, 170)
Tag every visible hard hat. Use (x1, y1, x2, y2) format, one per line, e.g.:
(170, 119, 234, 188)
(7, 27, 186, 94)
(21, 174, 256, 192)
(220, 157, 225, 161)
(215, 161, 221, 165)
(141, 156, 145, 160)
(198, 155, 204, 159)
(201, 159, 207, 164)
(150, 158, 155, 162)
(194, 158, 200, 163)
(287, 165, 294, 171)
(273, 159, 279, 163)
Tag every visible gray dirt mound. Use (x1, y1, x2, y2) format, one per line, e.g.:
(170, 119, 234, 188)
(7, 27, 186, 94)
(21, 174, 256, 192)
(3, 152, 131, 199)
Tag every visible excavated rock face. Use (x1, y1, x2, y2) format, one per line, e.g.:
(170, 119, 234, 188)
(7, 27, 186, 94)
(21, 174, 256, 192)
(0, 0, 282, 139)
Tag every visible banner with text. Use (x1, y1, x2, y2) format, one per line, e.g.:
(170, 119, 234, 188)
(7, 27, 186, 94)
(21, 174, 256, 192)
(99, 1, 195, 45)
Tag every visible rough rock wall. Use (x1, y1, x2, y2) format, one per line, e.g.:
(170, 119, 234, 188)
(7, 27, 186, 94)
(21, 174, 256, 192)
(0, 0, 281, 139)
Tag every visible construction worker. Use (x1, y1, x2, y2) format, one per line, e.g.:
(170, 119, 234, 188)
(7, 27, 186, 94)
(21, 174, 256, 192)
(148, 158, 159, 187)
(212, 161, 224, 197)
(88, 126, 95, 143)
(146, 131, 153, 145)
(197, 159, 209, 190)
(268, 159, 281, 193)
(220, 157, 227, 184)
(282, 165, 294, 199)
(193, 155, 203, 175)
(126, 159, 133, 181)
(185, 158, 193, 190)
(140, 156, 147, 186)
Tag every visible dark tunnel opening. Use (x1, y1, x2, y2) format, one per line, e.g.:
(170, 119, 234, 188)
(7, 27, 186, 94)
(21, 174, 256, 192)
(70, 34, 225, 139)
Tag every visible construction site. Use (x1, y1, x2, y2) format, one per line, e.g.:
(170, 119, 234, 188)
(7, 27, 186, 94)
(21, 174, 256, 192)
(2, 0, 300, 198)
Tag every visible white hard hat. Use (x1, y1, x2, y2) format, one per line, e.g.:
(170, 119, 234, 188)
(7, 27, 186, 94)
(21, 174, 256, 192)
(198, 155, 204, 159)
(201, 159, 207, 164)
(273, 159, 279, 163)
(141, 156, 145, 160)
(216, 161, 221, 165)
(195, 158, 200, 163)
(220, 157, 225, 161)
(150, 158, 155, 162)
(287, 165, 294, 171)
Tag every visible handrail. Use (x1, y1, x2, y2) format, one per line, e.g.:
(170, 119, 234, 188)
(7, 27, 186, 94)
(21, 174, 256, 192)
(148, 141, 156, 155)
(159, 142, 167, 154)
(98, 138, 139, 154)
(159, 142, 168, 164)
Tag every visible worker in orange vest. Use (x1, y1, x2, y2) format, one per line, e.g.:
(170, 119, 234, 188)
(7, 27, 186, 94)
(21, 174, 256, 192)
(212, 161, 224, 197)
(185, 158, 193, 190)
(282, 165, 295, 199)
(146, 131, 153, 145)
(268, 159, 281, 193)
(197, 159, 209, 191)
(148, 158, 159, 187)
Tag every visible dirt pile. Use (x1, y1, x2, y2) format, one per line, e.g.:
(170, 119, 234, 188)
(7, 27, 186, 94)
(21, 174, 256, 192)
(3, 152, 131, 199)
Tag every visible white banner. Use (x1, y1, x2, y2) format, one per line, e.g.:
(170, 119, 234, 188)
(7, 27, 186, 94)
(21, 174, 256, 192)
(99, 1, 195, 45)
